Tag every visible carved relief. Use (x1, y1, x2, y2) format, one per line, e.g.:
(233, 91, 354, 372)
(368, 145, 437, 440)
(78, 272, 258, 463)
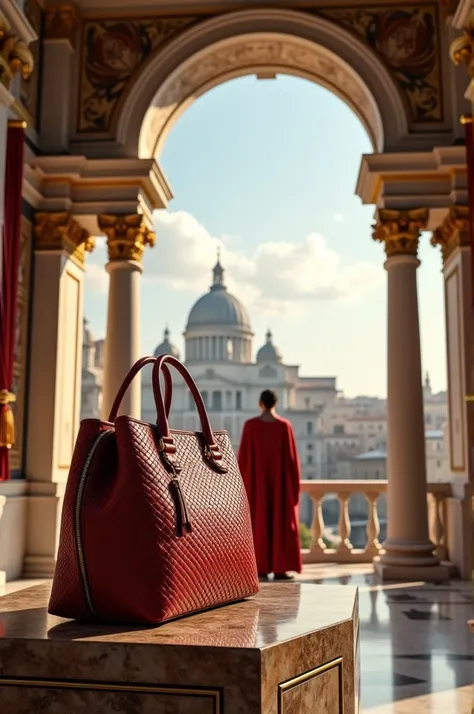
(317, 5, 442, 122)
(98, 214, 155, 262)
(10, 216, 33, 472)
(78, 16, 198, 132)
(163, 39, 370, 110)
(431, 206, 470, 264)
(34, 212, 95, 265)
(20, 0, 42, 127)
(0, 9, 35, 90)
(373, 208, 429, 257)
(45, 3, 80, 48)
(149, 37, 380, 152)
(76, 4, 442, 136)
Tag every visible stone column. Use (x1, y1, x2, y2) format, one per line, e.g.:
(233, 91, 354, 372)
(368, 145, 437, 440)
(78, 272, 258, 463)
(431, 206, 474, 578)
(373, 208, 449, 582)
(24, 212, 94, 577)
(98, 214, 155, 419)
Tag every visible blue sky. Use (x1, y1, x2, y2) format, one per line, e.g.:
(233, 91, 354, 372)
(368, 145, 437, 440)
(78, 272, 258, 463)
(84, 75, 446, 397)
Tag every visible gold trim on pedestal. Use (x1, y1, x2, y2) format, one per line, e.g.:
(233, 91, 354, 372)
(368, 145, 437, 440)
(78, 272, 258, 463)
(431, 206, 470, 264)
(278, 656, 344, 714)
(45, 4, 80, 49)
(372, 208, 428, 258)
(0, 677, 221, 712)
(98, 214, 156, 263)
(0, 10, 34, 90)
(34, 212, 95, 266)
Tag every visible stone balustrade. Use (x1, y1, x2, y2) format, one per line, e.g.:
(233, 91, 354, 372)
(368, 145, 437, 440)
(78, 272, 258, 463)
(300, 480, 452, 565)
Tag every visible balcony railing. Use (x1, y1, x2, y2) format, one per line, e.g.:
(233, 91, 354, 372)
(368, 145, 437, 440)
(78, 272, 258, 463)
(300, 480, 451, 564)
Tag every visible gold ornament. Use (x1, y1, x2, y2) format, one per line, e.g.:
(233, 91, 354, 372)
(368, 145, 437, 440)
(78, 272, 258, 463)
(372, 208, 429, 258)
(431, 205, 470, 264)
(0, 390, 16, 449)
(450, 17, 474, 78)
(34, 212, 95, 265)
(0, 10, 34, 90)
(98, 214, 155, 263)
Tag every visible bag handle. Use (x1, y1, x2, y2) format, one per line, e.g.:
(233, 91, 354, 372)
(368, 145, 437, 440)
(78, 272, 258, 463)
(152, 354, 228, 474)
(108, 356, 173, 422)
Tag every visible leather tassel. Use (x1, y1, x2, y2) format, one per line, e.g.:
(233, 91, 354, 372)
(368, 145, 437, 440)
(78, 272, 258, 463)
(0, 392, 16, 449)
(170, 478, 192, 536)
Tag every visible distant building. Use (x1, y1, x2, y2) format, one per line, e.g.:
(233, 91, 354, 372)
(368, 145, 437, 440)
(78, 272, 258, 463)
(80, 320, 104, 420)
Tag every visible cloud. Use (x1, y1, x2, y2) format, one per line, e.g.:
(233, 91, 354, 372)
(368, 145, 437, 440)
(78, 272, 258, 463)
(87, 210, 383, 313)
(84, 255, 109, 295)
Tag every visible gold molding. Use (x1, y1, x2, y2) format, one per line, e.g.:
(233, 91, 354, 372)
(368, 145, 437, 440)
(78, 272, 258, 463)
(98, 213, 155, 263)
(45, 3, 80, 49)
(278, 656, 344, 714)
(372, 208, 428, 258)
(0, 677, 221, 712)
(431, 205, 470, 264)
(0, 10, 34, 90)
(34, 212, 95, 265)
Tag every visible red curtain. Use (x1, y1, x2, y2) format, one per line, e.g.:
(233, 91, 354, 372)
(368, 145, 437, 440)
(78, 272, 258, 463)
(0, 126, 25, 481)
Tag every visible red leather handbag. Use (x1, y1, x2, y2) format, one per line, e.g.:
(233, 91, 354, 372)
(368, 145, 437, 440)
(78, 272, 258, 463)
(49, 354, 259, 624)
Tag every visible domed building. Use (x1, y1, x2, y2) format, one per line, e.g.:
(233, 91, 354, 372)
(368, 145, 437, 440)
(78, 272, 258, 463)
(153, 327, 180, 359)
(184, 255, 253, 363)
(256, 330, 282, 364)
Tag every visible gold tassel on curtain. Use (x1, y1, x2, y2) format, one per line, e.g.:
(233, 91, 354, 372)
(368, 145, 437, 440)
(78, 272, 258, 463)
(0, 390, 16, 449)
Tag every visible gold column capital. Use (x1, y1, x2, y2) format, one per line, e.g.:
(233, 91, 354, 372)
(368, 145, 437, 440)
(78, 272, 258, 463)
(372, 208, 428, 258)
(98, 214, 156, 263)
(0, 10, 34, 90)
(44, 3, 80, 48)
(431, 205, 470, 263)
(34, 212, 95, 265)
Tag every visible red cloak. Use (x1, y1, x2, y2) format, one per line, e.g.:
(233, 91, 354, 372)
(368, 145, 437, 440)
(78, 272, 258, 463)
(238, 415, 302, 575)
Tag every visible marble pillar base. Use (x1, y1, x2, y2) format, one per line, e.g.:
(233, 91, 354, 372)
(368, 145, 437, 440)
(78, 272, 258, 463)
(374, 557, 451, 582)
(0, 582, 359, 714)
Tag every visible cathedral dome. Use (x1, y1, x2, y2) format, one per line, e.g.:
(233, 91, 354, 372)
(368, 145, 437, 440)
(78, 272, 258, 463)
(153, 327, 180, 359)
(186, 255, 251, 330)
(257, 330, 282, 363)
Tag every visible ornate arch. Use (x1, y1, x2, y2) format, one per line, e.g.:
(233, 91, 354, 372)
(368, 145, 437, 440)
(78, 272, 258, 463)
(114, 9, 408, 157)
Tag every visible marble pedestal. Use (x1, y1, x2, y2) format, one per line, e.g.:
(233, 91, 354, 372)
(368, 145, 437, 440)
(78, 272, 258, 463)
(0, 583, 359, 714)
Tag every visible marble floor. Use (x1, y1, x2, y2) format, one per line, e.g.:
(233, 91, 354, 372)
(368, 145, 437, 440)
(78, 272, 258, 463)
(297, 564, 474, 713)
(3, 567, 473, 713)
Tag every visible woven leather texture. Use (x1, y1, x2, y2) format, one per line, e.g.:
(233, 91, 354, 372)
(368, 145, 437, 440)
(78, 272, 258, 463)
(49, 361, 259, 624)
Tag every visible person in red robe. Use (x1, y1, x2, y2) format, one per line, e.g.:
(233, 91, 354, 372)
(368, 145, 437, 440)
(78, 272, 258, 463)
(238, 389, 302, 580)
